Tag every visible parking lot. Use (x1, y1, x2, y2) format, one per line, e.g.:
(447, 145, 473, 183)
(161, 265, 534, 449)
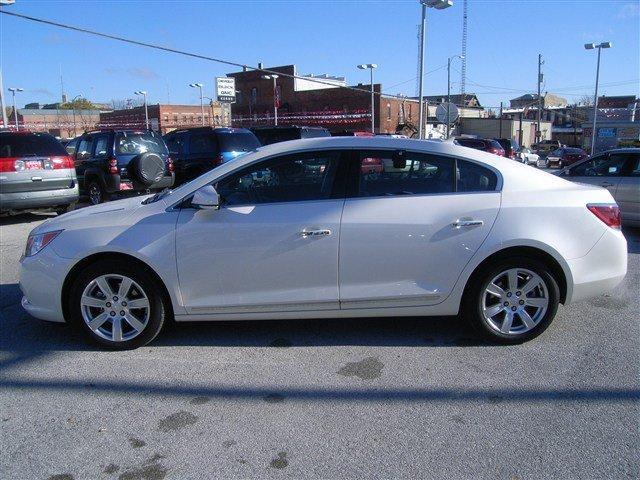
(1, 213, 638, 479)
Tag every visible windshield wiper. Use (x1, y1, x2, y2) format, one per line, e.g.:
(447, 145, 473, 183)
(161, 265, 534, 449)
(142, 188, 172, 205)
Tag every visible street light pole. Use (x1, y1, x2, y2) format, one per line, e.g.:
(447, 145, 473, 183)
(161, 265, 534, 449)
(584, 42, 611, 156)
(261, 75, 280, 126)
(8, 87, 23, 130)
(189, 83, 205, 126)
(357, 64, 378, 134)
(417, 0, 453, 139)
(134, 91, 149, 129)
(446, 54, 463, 139)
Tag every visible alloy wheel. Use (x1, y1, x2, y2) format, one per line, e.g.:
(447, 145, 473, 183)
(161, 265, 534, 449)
(80, 274, 150, 342)
(88, 184, 102, 205)
(481, 268, 549, 335)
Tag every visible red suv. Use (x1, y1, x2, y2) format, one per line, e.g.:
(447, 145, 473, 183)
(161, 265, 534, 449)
(545, 147, 588, 169)
(455, 137, 506, 157)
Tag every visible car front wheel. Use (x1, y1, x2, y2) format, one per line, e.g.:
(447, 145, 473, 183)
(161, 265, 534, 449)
(463, 258, 560, 344)
(68, 260, 166, 349)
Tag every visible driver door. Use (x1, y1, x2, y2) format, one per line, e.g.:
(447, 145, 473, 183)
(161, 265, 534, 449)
(175, 150, 348, 315)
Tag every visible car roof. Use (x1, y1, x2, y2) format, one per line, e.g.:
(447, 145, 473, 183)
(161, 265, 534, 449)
(166, 127, 251, 135)
(599, 148, 640, 154)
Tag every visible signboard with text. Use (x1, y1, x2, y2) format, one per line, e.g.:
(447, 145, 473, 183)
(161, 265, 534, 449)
(216, 77, 236, 103)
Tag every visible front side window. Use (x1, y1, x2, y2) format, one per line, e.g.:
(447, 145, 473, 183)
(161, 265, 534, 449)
(216, 151, 342, 206)
(570, 155, 625, 177)
(357, 151, 455, 197)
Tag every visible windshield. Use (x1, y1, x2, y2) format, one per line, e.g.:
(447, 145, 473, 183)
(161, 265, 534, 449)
(0, 133, 68, 157)
(218, 132, 261, 152)
(115, 132, 168, 155)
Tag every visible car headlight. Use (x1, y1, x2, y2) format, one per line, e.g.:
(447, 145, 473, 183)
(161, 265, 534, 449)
(25, 230, 63, 257)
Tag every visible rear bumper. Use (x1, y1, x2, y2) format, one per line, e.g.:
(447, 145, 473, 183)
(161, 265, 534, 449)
(0, 186, 79, 212)
(566, 227, 627, 304)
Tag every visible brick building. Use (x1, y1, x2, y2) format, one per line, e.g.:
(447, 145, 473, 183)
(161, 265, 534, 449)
(13, 108, 102, 139)
(228, 64, 420, 135)
(99, 103, 230, 134)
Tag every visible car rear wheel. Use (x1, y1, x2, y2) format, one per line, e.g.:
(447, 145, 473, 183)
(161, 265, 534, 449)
(87, 181, 108, 205)
(68, 260, 166, 349)
(463, 258, 560, 344)
(55, 203, 76, 216)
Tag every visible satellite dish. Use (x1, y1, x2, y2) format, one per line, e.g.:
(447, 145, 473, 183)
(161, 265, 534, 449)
(436, 102, 459, 124)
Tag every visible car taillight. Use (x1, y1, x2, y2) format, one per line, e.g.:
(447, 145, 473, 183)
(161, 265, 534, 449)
(488, 148, 502, 156)
(108, 158, 118, 174)
(587, 204, 621, 229)
(213, 154, 223, 166)
(509, 151, 516, 159)
(167, 157, 175, 173)
(50, 156, 75, 169)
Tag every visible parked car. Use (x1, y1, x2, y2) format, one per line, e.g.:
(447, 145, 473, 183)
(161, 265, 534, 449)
(72, 129, 174, 205)
(532, 140, 562, 158)
(0, 131, 79, 215)
(164, 127, 260, 185)
(250, 126, 330, 146)
(518, 147, 540, 166)
(545, 147, 588, 169)
(20, 137, 626, 349)
(455, 137, 506, 157)
(556, 148, 639, 227)
(494, 138, 520, 160)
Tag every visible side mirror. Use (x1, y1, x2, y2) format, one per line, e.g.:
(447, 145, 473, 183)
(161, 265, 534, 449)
(191, 185, 220, 210)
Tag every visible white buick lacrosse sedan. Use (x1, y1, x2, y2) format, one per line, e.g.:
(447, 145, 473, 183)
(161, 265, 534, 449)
(20, 137, 627, 349)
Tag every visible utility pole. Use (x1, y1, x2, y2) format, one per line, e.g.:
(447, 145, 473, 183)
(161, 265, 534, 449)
(499, 102, 503, 137)
(0, 70, 8, 128)
(537, 54, 543, 143)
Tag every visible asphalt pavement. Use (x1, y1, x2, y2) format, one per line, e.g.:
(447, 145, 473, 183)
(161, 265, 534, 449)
(1, 212, 638, 480)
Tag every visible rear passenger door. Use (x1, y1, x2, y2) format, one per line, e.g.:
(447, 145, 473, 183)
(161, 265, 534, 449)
(338, 150, 501, 309)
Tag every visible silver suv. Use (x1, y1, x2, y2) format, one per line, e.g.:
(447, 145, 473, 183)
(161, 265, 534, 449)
(0, 131, 79, 216)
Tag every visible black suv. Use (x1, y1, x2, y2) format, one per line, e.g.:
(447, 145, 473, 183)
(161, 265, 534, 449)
(73, 130, 174, 205)
(164, 127, 260, 186)
(250, 125, 330, 146)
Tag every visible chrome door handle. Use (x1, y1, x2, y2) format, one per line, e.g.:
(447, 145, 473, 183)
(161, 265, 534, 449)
(300, 229, 331, 238)
(452, 219, 484, 228)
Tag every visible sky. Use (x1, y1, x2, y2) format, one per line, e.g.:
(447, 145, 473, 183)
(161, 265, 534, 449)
(0, 0, 638, 111)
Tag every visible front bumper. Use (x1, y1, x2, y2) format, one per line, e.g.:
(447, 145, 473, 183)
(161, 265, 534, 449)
(566, 227, 627, 304)
(19, 246, 72, 323)
(1, 186, 79, 212)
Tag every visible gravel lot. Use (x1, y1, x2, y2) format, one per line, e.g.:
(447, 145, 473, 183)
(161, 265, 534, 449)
(1, 212, 638, 480)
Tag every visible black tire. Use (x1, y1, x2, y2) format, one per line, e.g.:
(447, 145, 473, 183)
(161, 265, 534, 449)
(55, 203, 76, 215)
(68, 259, 167, 350)
(87, 180, 109, 205)
(462, 257, 560, 344)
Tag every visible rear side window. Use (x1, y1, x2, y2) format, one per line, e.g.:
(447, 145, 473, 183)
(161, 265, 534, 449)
(0, 133, 67, 158)
(357, 151, 455, 197)
(456, 160, 498, 192)
(115, 133, 168, 155)
(571, 155, 625, 177)
(189, 132, 217, 155)
(217, 132, 261, 152)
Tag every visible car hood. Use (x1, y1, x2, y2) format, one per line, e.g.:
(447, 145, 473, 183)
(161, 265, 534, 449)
(31, 195, 150, 235)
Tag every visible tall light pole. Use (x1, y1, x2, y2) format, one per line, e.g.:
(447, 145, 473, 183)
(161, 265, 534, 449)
(357, 64, 377, 134)
(446, 54, 464, 138)
(261, 75, 279, 126)
(189, 83, 205, 126)
(71, 94, 83, 137)
(417, 0, 453, 139)
(584, 42, 612, 156)
(134, 90, 149, 129)
(8, 87, 23, 130)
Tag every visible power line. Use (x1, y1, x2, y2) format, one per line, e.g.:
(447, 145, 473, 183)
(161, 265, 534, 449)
(0, 10, 408, 100)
